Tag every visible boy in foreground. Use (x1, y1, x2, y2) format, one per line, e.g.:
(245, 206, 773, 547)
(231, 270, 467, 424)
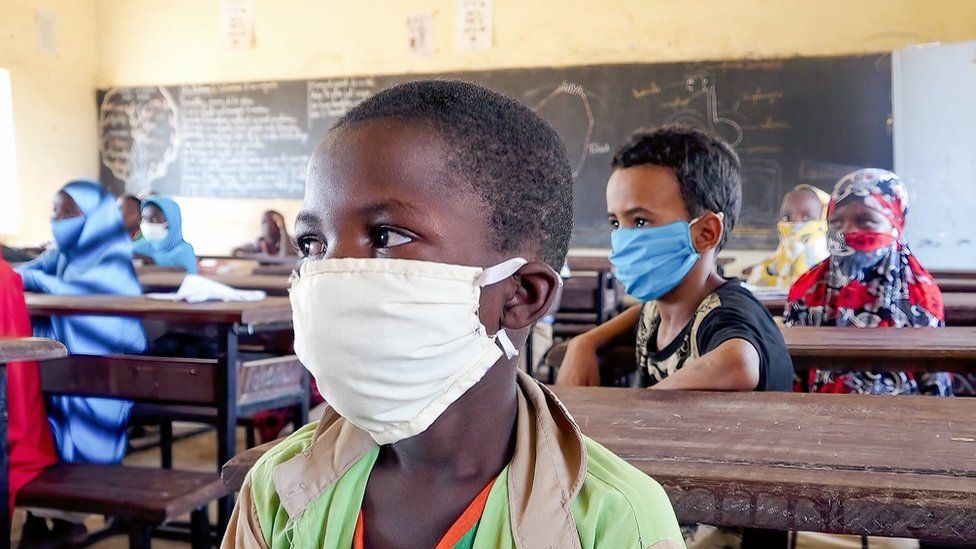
(223, 81, 683, 548)
(558, 126, 793, 392)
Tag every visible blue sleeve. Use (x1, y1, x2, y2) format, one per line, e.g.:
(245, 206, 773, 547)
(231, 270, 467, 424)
(151, 243, 198, 273)
(131, 239, 153, 256)
(16, 247, 59, 275)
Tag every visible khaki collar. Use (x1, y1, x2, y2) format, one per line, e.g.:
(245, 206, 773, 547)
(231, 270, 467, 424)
(272, 370, 588, 549)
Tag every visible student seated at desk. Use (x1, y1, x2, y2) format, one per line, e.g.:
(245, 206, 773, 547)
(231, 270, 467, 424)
(232, 209, 297, 258)
(745, 184, 830, 289)
(786, 168, 952, 396)
(131, 195, 198, 273)
(224, 81, 682, 548)
(116, 193, 143, 241)
(16, 180, 148, 543)
(558, 126, 793, 392)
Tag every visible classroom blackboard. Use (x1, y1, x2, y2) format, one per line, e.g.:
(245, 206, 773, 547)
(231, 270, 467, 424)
(96, 55, 892, 249)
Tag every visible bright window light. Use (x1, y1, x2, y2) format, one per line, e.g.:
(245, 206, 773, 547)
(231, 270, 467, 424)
(0, 68, 19, 235)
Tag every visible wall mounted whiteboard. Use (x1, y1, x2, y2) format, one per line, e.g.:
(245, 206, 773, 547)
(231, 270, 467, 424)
(893, 40, 976, 270)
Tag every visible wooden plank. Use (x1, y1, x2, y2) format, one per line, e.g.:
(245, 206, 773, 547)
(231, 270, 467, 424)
(18, 464, 227, 524)
(555, 387, 976, 542)
(221, 389, 976, 542)
(0, 337, 67, 363)
(566, 254, 611, 273)
(25, 293, 293, 326)
(252, 264, 296, 276)
(39, 355, 220, 405)
(938, 278, 976, 293)
(761, 293, 976, 326)
(930, 269, 976, 280)
(198, 253, 298, 266)
(546, 327, 976, 375)
(786, 326, 976, 373)
(139, 271, 291, 296)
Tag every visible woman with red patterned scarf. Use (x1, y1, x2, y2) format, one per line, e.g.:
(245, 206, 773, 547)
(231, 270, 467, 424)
(785, 168, 952, 396)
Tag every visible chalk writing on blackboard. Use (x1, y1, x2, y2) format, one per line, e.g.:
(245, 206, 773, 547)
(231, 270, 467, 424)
(665, 69, 744, 147)
(98, 86, 179, 195)
(307, 78, 377, 120)
(178, 83, 308, 197)
(632, 82, 662, 99)
(534, 81, 594, 177)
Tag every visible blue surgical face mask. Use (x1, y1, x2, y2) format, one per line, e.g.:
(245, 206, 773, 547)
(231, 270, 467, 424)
(51, 216, 85, 251)
(610, 215, 715, 301)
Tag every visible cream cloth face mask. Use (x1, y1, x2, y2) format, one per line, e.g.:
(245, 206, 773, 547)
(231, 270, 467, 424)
(289, 257, 526, 445)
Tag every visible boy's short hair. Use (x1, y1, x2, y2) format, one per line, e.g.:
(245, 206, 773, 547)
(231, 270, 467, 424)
(332, 80, 573, 271)
(611, 125, 741, 250)
(333, 80, 574, 268)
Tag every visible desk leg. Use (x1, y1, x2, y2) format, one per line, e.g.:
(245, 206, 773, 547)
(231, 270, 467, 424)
(217, 327, 238, 534)
(1, 363, 9, 546)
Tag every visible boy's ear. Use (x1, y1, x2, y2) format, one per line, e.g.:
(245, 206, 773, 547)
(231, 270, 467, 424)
(692, 212, 724, 253)
(500, 261, 561, 331)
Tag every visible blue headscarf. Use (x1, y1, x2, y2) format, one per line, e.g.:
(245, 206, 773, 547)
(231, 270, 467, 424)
(17, 179, 146, 464)
(132, 196, 198, 273)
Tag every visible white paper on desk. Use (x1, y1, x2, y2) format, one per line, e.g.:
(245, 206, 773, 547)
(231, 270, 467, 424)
(145, 275, 266, 303)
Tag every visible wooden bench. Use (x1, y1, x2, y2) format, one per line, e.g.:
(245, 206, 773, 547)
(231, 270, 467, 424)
(18, 465, 223, 548)
(22, 354, 237, 548)
(220, 389, 976, 543)
(0, 338, 68, 543)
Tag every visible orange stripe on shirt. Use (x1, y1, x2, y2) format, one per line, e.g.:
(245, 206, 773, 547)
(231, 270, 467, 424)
(353, 477, 497, 549)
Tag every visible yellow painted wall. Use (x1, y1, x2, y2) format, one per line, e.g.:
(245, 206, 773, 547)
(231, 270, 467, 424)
(0, 0, 98, 245)
(9, 0, 976, 266)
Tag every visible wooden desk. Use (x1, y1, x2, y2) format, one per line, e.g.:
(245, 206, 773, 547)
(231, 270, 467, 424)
(251, 264, 296, 276)
(786, 326, 976, 373)
(938, 277, 976, 293)
(24, 294, 298, 528)
(222, 388, 976, 542)
(0, 337, 68, 363)
(547, 327, 976, 377)
(930, 269, 976, 280)
(761, 293, 976, 326)
(139, 272, 291, 297)
(198, 254, 298, 266)
(25, 293, 291, 327)
(0, 338, 67, 542)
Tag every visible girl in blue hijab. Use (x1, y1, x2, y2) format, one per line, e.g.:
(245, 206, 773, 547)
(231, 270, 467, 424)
(17, 180, 147, 464)
(132, 196, 198, 273)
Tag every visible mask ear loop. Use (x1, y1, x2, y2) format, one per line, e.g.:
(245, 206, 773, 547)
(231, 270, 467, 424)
(495, 330, 519, 359)
(475, 257, 528, 360)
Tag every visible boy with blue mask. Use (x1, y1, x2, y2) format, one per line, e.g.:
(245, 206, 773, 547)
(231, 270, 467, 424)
(224, 81, 682, 548)
(558, 126, 793, 393)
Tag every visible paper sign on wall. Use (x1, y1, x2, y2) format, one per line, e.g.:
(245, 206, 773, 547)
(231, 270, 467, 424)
(35, 11, 59, 54)
(456, 0, 492, 50)
(407, 13, 434, 58)
(220, 0, 254, 50)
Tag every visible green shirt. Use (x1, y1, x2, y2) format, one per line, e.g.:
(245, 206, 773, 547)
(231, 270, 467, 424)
(248, 424, 682, 548)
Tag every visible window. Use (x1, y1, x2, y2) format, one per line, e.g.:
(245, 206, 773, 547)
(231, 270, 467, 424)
(0, 68, 18, 235)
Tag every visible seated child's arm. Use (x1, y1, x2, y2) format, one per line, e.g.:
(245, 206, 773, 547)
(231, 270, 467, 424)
(557, 304, 642, 386)
(654, 304, 772, 391)
(652, 339, 759, 390)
